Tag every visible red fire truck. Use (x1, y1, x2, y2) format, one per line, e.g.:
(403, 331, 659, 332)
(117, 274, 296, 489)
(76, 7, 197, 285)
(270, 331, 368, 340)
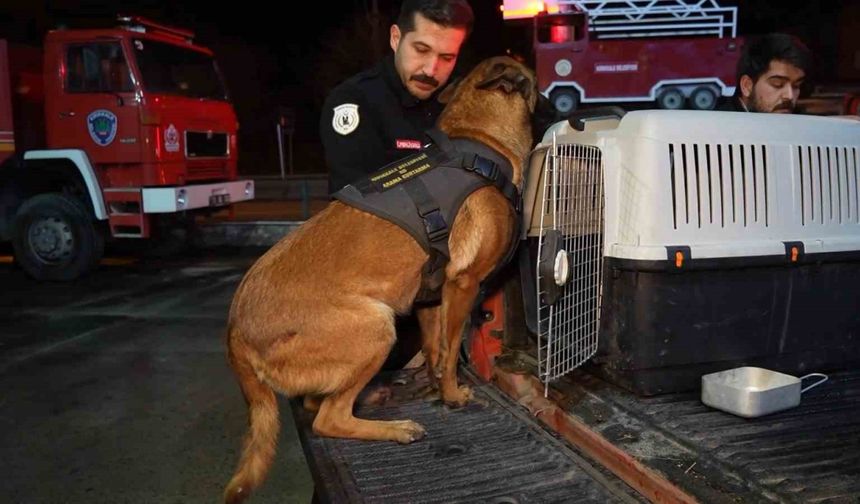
(0, 16, 254, 281)
(502, 0, 743, 114)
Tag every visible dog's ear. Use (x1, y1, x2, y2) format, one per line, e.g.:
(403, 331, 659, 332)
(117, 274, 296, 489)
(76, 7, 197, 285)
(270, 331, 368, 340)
(475, 61, 535, 103)
(437, 77, 461, 105)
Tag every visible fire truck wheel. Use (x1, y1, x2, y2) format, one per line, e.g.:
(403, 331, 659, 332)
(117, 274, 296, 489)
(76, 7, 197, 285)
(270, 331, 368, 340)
(550, 88, 579, 115)
(657, 88, 685, 110)
(12, 193, 104, 281)
(690, 86, 718, 110)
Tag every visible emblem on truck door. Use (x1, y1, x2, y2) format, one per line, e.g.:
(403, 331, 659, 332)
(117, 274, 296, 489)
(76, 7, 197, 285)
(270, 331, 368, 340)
(86, 109, 118, 146)
(164, 124, 180, 152)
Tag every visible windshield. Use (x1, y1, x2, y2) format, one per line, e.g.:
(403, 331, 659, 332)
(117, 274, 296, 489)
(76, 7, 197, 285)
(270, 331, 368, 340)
(132, 38, 228, 100)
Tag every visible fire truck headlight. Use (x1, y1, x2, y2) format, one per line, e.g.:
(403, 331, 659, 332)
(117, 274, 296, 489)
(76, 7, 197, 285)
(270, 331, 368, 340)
(176, 189, 187, 209)
(245, 182, 253, 197)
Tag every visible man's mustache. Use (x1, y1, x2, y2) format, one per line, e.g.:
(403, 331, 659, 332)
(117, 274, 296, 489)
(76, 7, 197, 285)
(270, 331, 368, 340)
(410, 74, 440, 87)
(774, 101, 794, 112)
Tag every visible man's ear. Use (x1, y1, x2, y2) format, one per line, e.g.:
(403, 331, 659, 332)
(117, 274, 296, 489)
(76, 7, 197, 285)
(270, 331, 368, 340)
(437, 77, 461, 104)
(390, 24, 401, 52)
(740, 74, 754, 99)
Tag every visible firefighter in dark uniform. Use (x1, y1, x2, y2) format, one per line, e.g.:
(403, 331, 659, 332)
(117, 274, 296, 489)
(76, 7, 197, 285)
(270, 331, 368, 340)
(320, 0, 474, 195)
(319, 0, 474, 369)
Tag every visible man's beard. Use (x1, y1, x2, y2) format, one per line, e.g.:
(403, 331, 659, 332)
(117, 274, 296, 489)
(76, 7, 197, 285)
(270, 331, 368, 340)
(749, 91, 794, 113)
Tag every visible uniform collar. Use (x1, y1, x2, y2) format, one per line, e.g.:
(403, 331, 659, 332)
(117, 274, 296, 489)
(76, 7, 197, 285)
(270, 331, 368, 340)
(382, 55, 425, 108)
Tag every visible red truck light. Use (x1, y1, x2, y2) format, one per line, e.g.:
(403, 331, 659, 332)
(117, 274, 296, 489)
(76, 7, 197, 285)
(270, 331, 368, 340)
(154, 124, 162, 160)
(549, 25, 572, 44)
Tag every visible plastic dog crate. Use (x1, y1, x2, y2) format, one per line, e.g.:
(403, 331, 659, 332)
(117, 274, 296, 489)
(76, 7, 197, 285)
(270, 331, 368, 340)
(523, 109, 860, 395)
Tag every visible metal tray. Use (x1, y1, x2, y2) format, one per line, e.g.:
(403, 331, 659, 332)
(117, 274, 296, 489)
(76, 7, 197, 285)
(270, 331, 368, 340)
(701, 366, 828, 418)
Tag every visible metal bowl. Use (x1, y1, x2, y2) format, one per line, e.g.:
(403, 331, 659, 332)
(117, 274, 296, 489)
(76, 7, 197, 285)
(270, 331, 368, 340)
(701, 366, 828, 418)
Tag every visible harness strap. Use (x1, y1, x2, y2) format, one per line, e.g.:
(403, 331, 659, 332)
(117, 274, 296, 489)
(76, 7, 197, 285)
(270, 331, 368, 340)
(459, 150, 521, 211)
(403, 177, 451, 299)
(424, 128, 455, 152)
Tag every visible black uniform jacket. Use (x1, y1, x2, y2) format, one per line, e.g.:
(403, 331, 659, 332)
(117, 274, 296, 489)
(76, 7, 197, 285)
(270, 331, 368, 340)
(717, 96, 748, 112)
(321, 55, 445, 194)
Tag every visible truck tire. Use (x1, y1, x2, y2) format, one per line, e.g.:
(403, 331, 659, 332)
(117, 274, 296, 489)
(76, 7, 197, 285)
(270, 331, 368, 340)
(657, 87, 685, 110)
(12, 193, 104, 281)
(549, 88, 579, 115)
(690, 86, 718, 110)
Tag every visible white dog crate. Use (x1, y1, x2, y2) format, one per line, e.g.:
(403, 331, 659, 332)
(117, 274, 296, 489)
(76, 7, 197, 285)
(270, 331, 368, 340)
(522, 109, 860, 395)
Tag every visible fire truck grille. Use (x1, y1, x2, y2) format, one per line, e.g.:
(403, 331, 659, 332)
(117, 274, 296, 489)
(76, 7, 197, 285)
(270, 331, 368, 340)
(185, 131, 228, 158)
(186, 160, 228, 181)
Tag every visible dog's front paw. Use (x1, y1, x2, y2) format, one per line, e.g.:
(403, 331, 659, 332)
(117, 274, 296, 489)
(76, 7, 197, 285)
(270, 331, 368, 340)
(443, 384, 473, 408)
(390, 420, 426, 444)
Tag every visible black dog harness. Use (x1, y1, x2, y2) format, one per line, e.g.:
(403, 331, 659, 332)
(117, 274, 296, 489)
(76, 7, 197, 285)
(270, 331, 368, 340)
(333, 128, 521, 303)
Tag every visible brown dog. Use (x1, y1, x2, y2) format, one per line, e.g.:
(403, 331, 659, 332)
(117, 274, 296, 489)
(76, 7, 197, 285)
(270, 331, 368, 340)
(223, 56, 537, 503)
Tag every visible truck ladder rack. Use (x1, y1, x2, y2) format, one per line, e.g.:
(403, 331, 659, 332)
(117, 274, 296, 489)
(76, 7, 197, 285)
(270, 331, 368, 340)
(560, 0, 737, 38)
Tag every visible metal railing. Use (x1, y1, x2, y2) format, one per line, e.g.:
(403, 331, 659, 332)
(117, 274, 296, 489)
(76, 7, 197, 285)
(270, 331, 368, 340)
(561, 0, 737, 38)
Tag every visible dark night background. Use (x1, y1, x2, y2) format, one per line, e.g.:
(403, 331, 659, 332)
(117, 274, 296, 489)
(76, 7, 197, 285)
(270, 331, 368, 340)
(1, 0, 858, 178)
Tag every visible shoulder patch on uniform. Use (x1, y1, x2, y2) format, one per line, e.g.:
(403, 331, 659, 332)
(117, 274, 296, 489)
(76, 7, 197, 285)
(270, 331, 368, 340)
(332, 104, 360, 136)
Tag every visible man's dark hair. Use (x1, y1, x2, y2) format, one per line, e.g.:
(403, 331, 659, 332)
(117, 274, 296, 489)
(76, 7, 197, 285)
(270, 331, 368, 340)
(736, 33, 812, 87)
(396, 0, 474, 36)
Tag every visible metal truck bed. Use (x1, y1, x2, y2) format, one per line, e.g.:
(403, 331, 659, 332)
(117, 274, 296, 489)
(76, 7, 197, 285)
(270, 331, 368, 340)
(547, 367, 860, 503)
(291, 367, 643, 503)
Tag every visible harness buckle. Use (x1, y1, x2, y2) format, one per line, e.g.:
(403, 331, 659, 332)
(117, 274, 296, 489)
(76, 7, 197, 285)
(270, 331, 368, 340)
(460, 153, 476, 170)
(420, 208, 449, 242)
(472, 155, 499, 182)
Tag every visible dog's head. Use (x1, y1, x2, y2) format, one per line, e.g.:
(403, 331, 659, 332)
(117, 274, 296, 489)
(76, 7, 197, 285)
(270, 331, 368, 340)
(436, 56, 539, 184)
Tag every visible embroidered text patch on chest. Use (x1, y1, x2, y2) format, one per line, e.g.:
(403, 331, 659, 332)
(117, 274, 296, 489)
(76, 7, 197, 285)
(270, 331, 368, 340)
(396, 139, 422, 150)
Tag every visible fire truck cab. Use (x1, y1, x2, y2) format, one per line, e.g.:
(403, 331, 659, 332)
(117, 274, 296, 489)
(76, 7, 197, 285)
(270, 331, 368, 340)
(0, 16, 254, 280)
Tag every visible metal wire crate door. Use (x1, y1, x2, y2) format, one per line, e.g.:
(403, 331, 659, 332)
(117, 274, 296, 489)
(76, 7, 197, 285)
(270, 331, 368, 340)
(536, 137, 605, 389)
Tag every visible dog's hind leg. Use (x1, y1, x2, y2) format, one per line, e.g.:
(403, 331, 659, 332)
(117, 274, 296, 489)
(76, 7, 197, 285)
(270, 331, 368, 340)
(311, 312, 426, 443)
(314, 372, 426, 443)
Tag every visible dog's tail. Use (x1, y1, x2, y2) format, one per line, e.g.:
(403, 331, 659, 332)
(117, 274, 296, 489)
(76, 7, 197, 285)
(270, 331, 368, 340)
(224, 333, 279, 504)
